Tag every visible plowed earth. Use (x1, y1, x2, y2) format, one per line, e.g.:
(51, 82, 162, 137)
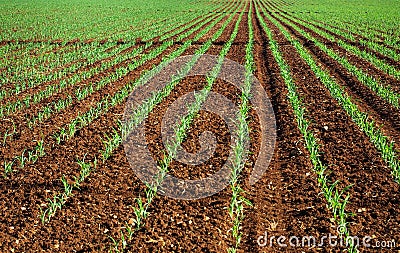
(1, 0, 399, 252)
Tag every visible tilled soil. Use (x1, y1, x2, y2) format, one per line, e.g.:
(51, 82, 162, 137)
(1, 0, 400, 252)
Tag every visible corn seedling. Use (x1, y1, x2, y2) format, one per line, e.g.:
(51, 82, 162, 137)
(39, 156, 96, 223)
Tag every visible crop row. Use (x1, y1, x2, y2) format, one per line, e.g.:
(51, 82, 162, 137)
(276, 0, 400, 51)
(0, 0, 226, 41)
(35, 2, 243, 252)
(33, 6, 232, 130)
(255, 1, 356, 252)
(1, 42, 60, 72)
(0, 10, 219, 120)
(289, 17, 400, 62)
(227, 4, 251, 253)
(266, 0, 400, 61)
(324, 20, 400, 51)
(0, 11, 197, 67)
(0, 43, 133, 102)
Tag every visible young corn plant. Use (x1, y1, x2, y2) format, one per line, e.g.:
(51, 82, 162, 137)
(39, 156, 97, 223)
(101, 127, 122, 161)
(16, 149, 27, 168)
(1, 122, 16, 146)
(3, 160, 14, 177)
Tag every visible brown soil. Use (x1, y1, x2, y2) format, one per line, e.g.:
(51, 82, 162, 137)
(1, 0, 399, 252)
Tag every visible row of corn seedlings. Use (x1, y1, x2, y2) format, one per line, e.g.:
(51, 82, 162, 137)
(3, 43, 101, 88)
(106, 2, 227, 43)
(82, 0, 241, 154)
(1, 42, 132, 100)
(0, 43, 26, 64)
(0, 6, 220, 101)
(0, 42, 59, 70)
(2, 44, 73, 85)
(0, 0, 222, 42)
(101, 2, 240, 162)
(0, 43, 134, 115)
(157, 6, 228, 42)
(106, 8, 211, 44)
(35, 1, 240, 249)
(51, 8, 235, 145)
(259, 0, 400, 184)
(272, 0, 400, 52)
(263, 2, 400, 109)
(39, 156, 97, 223)
(109, 58, 213, 252)
(3, 33, 124, 80)
(255, 1, 357, 252)
(265, 0, 400, 62)
(26, 95, 73, 128)
(109, 6, 244, 253)
(25, 43, 152, 129)
(309, 15, 400, 51)
(3, 138, 45, 177)
(1, 3, 239, 176)
(227, 3, 252, 252)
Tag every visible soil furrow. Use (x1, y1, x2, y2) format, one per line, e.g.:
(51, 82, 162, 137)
(240, 3, 337, 252)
